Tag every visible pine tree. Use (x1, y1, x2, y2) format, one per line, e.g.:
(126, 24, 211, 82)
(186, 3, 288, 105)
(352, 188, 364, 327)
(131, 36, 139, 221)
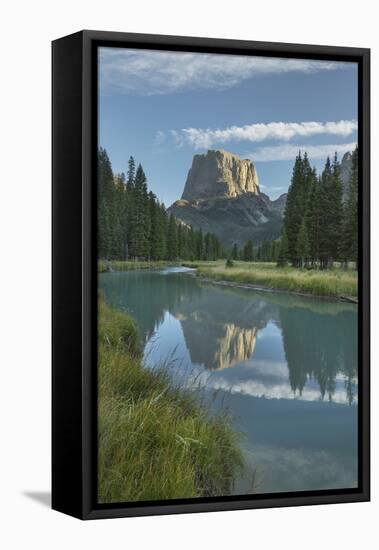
(318, 154, 343, 268)
(149, 194, 166, 260)
(318, 156, 333, 269)
(231, 243, 238, 260)
(341, 146, 358, 268)
(177, 223, 184, 259)
(212, 234, 221, 260)
(329, 153, 344, 262)
(167, 214, 178, 260)
(98, 148, 247, 265)
(277, 231, 289, 267)
(196, 229, 204, 260)
(283, 153, 305, 266)
(98, 147, 116, 259)
(243, 240, 253, 261)
(305, 172, 321, 267)
(127, 156, 136, 189)
(297, 219, 310, 268)
(114, 173, 127, 259)
(270, 240, 280, 263)
(188, 226, 196, 261)
(204, 232, 211, 260)
(129, 164, 149, 258)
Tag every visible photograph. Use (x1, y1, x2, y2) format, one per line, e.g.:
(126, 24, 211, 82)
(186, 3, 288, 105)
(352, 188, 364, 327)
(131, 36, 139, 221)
(96, 46, 360, 505)
(1, 0, 376, 545)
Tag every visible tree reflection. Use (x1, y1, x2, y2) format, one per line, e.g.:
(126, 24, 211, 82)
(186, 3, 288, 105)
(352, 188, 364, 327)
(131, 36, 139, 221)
(279, 306, 357, 404)
(100, 272, 358, 403)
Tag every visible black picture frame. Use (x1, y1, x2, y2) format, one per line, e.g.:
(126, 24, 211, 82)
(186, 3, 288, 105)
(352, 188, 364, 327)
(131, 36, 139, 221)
(52, 30, 370, 520)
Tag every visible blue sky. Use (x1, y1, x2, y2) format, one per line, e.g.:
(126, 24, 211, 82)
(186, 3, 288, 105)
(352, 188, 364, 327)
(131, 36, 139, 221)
(98, 48, 358, 204)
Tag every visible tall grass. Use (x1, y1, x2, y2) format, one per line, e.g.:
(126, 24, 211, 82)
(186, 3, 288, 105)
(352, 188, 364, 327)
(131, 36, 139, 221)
(195, 261, 357, 298)
(98, 297, 244, 503)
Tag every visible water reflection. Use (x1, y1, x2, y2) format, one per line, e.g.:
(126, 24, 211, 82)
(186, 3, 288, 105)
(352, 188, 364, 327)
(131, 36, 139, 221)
(99, 269, 358, 404)
(99, 268, 358, 492)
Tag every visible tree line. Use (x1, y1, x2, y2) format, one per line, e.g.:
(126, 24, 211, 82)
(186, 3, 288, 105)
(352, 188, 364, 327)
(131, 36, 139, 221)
(228, 148, 358, 269)
(98, 148, 223, 261)
(230, 239, 280, 263)
(278, 147, 358, 269)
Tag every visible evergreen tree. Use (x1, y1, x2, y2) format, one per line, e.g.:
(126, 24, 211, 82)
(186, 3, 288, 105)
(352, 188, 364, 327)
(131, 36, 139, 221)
(277, 231, 289, 267)
(318, 156, 333, 268)
(283, 153, 305, 266)
(167, 214, 178, 260)
(204, 232, 212, 260)
(177, 223, 184, 259)
(243, 240, 253, 261)
(98, 147, 116, 259)
(127, 156, 136, 189)
(212, 234, 221, 260)
(329, 153, 344, 262)
(98, 148, 285, 266)
(341, 146, 358, 267)
(188, 226, 196, 261)
(196, 229, 204, 260)
(305, 172, 321, 267)
(231, 243, 238, 260)
(318, 155, 343, 268)
(149, 194, 166, 260)
(297, 219, 310, 268)
(270, 240, 281, 263)
(129, 164, 149, 258)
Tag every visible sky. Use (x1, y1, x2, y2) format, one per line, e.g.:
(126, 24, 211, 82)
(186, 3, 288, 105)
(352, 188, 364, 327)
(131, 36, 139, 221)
(98, 47, 358, 204)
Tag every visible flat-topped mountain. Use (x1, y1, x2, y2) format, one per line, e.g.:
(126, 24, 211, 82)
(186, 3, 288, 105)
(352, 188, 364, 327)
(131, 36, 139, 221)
(168, 149, 286, 247)
(182, 149, 260, 201)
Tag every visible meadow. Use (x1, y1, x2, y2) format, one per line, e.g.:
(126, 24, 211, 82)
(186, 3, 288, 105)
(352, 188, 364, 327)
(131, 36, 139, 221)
(182, 261, 358, 299)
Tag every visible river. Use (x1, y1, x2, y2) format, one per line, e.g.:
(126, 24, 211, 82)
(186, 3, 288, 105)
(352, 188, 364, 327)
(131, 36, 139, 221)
(99, 266, 358, 495)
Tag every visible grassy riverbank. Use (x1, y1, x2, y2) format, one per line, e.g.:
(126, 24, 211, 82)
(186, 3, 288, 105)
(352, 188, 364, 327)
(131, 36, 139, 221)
(183, 261, 358, 299)
(98, 260, 177, 273)
(98, 297, 244, 503)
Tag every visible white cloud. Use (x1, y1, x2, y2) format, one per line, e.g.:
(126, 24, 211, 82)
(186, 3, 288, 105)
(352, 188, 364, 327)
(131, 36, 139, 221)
(250, 142, 357, 162)
(99, 47, 351, 95)
(154, 130, 166, 146)
(169, 120, 357, 149)
(198, 370, 356, 405)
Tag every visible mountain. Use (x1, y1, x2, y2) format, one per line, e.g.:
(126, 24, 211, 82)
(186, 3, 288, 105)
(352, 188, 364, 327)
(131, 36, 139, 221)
(168, 149, 286, 247)
(182, 149, 260, 200)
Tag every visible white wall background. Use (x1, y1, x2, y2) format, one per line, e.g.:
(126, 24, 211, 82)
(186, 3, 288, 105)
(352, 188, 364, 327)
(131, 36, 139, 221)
(0, 1, 376, 548)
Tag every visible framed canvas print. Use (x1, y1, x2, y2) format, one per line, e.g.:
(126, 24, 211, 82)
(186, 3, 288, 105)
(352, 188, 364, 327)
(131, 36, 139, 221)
(52, 30, 370, 519)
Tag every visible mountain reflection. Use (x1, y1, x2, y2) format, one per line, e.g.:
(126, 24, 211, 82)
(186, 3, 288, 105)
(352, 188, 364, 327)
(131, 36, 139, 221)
(99, 270, 358, 404)
(177, 317, 258, 370)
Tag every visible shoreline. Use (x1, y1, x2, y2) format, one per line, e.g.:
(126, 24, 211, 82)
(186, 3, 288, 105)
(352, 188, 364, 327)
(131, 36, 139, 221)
(98, 260, 177, 273)
(98, 296, 244, 502)
(194, 274, 358, 304)
(98, 260, 358, 304)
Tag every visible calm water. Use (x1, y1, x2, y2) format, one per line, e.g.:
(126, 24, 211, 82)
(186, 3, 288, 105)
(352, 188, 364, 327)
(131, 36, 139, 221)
(99, 267, 358, 495)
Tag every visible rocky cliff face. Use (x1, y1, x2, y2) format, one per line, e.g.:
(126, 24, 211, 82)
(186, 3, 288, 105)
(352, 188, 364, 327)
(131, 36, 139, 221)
(168, 149, 286, 247)
(182, 149, 260, 201)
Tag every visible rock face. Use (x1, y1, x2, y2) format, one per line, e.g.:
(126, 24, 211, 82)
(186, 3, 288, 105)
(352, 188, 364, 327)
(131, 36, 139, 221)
(168, 149, 286, 247)
(182, 149, 260, 201)
(340, 151, 353, 201)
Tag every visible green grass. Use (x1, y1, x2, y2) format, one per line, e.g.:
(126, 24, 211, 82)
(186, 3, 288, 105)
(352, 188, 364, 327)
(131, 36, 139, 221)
(98, 297, 244, 503)
(187, 261, 357, 299)
(98, 260, 177, 273)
